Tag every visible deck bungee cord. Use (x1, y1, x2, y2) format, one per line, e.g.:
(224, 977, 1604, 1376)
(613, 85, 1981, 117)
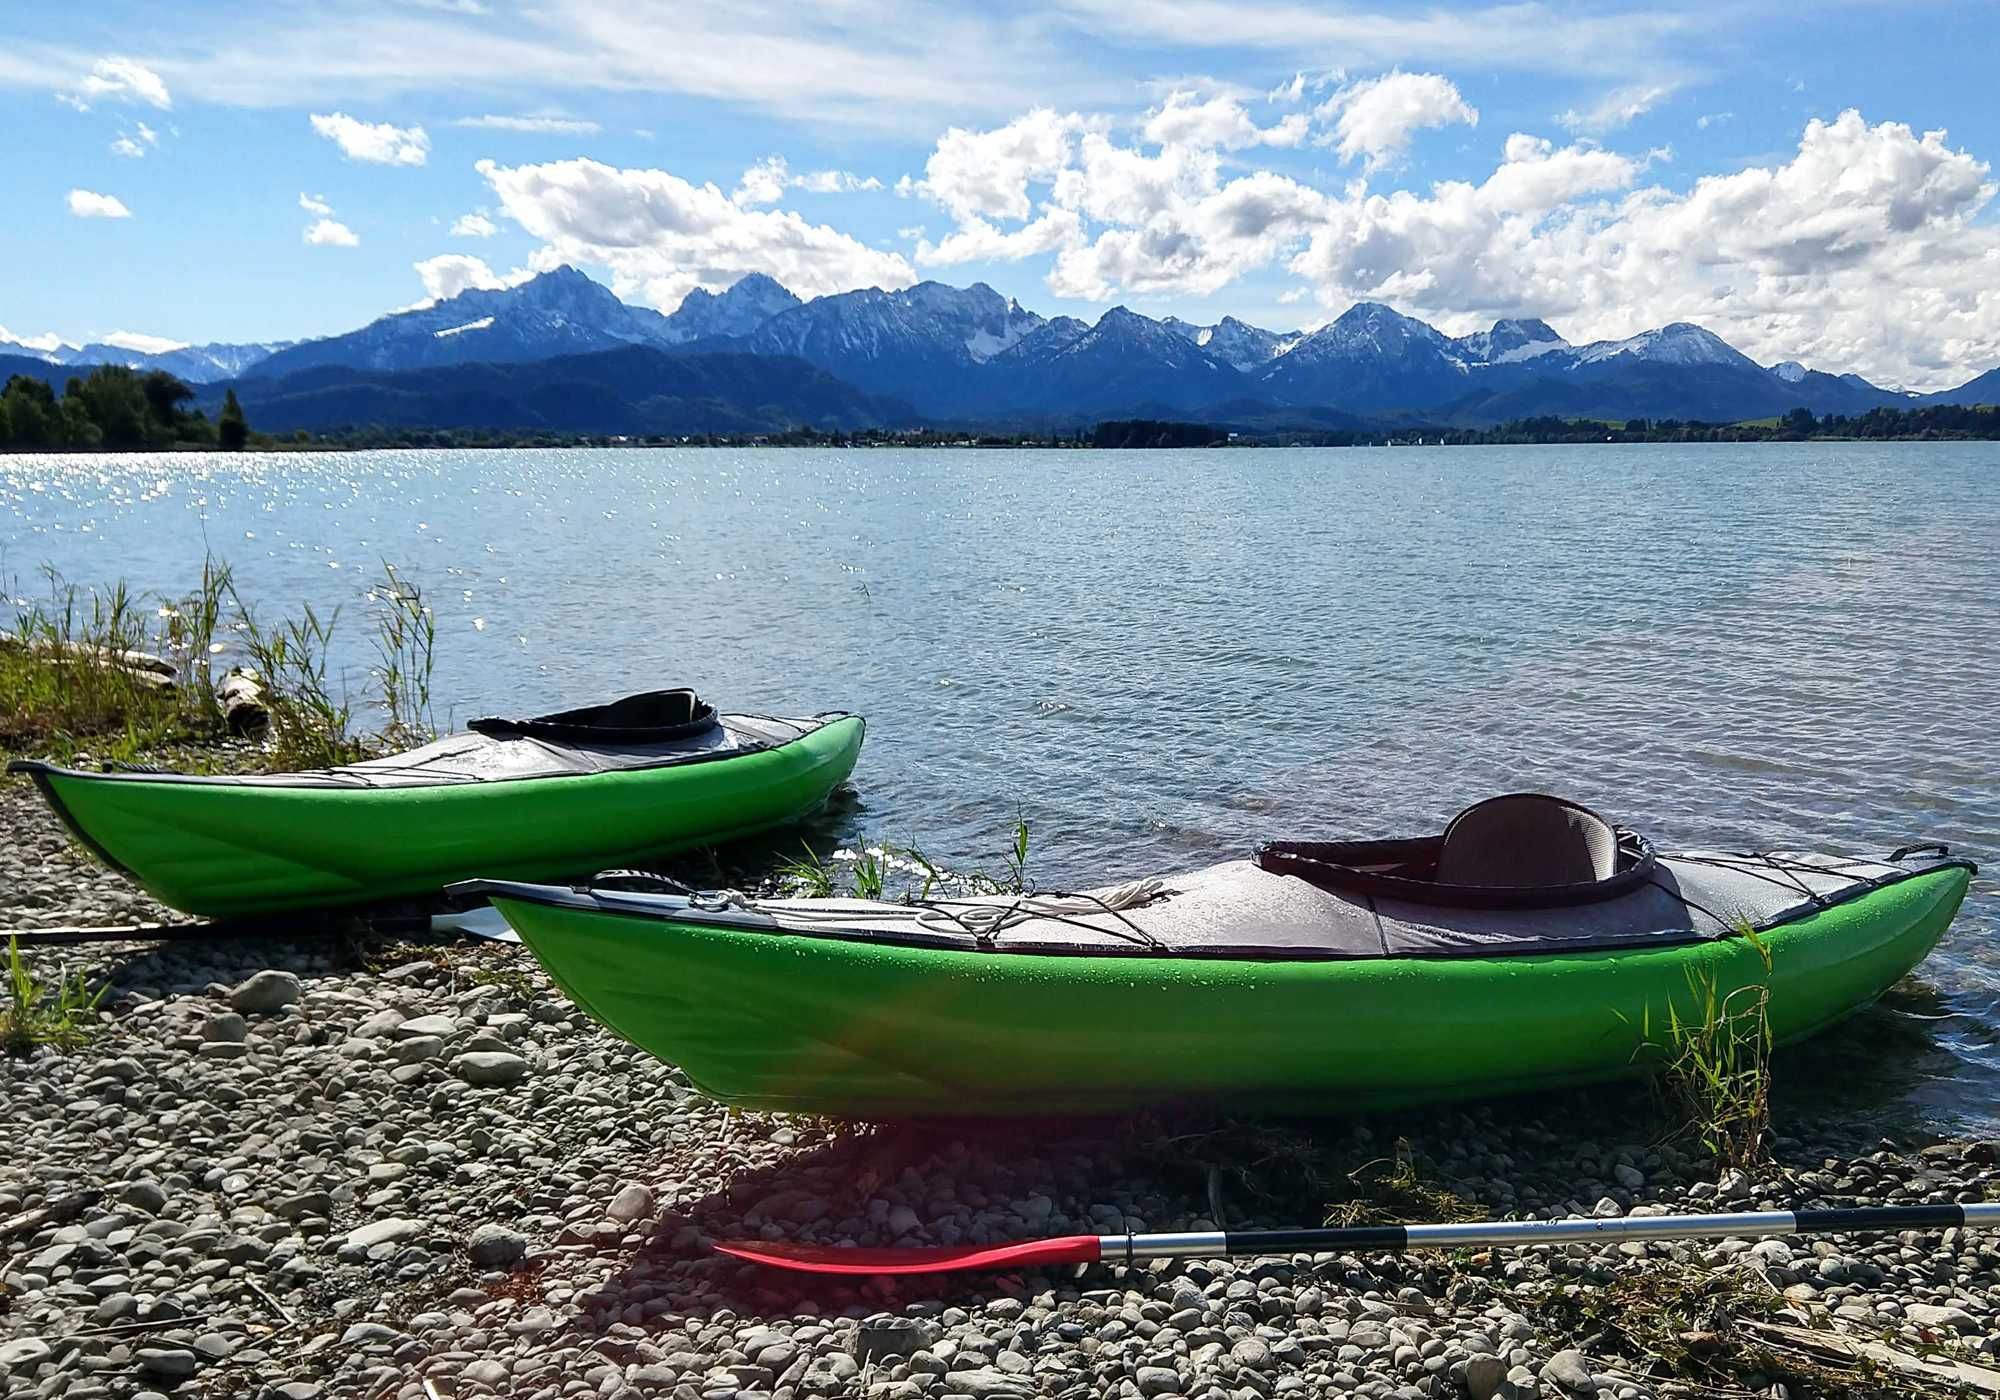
(671, 877, 1173, 944)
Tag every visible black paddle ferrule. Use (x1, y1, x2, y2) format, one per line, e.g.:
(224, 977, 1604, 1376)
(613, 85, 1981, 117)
(1793, 1205, 1964, 1233)
(1226, 1226, 1409, 1254)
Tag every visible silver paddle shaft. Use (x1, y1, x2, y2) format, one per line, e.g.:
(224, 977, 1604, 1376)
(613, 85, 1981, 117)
(1100, 1202, 2000, 1262)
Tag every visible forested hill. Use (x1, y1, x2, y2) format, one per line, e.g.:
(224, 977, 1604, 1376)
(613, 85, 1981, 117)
(1, 359, 248, 451)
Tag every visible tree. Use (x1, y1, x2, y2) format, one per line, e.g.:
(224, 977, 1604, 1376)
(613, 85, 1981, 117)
(140, 370, 196, 436)
(75, 366, 151, 448)
(218, 389, 249, 451)
(59, 395, 102, 448)
(180, 407, 217, 447)
(1, 376, 57, 448)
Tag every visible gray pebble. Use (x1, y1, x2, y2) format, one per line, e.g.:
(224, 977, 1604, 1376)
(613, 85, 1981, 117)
(227, 970, 301, 1013)
(606, 1182, 653, 1223)
(451, 1050, 529, 1085)
(941, 1366, 1037, 1398)
(342, 1217, 426, 1250)
(136, 1347, 199, 1381)
(1540, 1349, 1597, 1396)
(120, 1179, 168, 1213)
(397, 1014, 458, 1039)
(466, 1222, 528, 1268)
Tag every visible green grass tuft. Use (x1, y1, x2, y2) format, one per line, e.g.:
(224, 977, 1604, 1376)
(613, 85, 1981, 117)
(4, 556, 440, 774)
(1632, 923, 1775, 1170)
(2, 936, 107, 1055)
(774, 843, 838, 897)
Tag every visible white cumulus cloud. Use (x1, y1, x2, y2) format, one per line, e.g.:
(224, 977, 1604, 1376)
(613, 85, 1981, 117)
(299, 192, 358, 246)
(1317, 72, 1478, 172)
(475, 156, 916, 311)
(734, 156, 790, 207)
(67, 189, 132, 219)
(59, 57, 171, 111)
(1143, 91, 1307, 151)
(452, 213, 499, 237)
(305, 219, 360, 247)
(309, 112, 430, 166)
(738, 157, 884, 205)
(903, 109, 1079, 223)
(410, 253, 532, 304)
(794, 169, 884, 194)
(916, 208, 1085, 266)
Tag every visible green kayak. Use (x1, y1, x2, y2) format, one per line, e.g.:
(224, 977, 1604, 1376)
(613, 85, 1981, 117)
(466, 795, 1974, 1119)
(10, 690, 864, 918)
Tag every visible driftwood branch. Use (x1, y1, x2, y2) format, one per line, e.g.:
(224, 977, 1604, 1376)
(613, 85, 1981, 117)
(1738, 1317, 2000, 1393)
(0, 1188, 103, 1243)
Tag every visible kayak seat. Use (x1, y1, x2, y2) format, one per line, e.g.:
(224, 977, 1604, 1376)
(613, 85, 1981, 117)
(469, 689, 719, 744)
(1254, 793, 1651, 909)
(1434, 793, 1619, 888)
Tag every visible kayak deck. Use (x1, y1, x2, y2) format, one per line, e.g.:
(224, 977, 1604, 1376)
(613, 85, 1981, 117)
(475, 851, 1973, 1119)
(10, 712, 864, 917)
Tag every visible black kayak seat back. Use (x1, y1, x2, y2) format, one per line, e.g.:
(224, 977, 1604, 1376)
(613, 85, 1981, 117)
(469, 689, 719, 745)
(1254, 792, 1654, 910)
(1434, 793, 1620, 888)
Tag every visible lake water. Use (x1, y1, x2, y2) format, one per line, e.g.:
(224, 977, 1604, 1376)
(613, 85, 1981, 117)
(5, 443, 1997, 1132)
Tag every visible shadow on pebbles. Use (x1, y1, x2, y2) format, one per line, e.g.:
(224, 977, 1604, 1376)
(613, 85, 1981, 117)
(2, 785, 1998, 1400)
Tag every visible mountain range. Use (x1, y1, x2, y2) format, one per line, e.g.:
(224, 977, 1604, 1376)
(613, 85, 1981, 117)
(0, 336, 296, 384)
(8, 265, 1997, 436)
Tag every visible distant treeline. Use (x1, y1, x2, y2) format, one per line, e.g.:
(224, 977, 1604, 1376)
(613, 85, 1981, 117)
(253, 404, 2000, 450)
(1269, 403, 2000, 446)
(10, 395, 1995, 453)
(1090, 419, 1231, 448)
(257, 424, 1102, 451)
(0, 367, 249, 452)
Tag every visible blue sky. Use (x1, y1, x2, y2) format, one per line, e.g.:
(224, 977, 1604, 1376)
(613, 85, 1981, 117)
(4, 1, 1999, 388)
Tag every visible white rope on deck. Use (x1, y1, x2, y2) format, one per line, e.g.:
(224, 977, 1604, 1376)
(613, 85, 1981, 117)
(688, 877, 1170, 941)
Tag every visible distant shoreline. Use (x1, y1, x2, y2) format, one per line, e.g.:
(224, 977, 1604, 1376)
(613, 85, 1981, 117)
(5, 404, 1999, 455)
(5, 435, 1997, 454)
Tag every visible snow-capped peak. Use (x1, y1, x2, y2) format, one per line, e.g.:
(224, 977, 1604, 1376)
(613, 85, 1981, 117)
(1770, 360, 1809, 382)
(662, 272, 802, 343)
(1456, 317, 1569, 364)
(1156, 314, 1294, 370)
(1571, 321, 1757, 370)
(433, 316, 495, 339)
(1284, 301, 1461, 366)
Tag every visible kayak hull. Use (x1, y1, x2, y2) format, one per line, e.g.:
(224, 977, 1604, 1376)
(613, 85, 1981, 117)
(15, 715, 864, 917)
(487, 862, 1970, 1119)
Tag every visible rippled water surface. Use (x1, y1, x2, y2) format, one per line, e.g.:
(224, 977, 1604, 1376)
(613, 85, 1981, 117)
(5, 444, 1997, 1129)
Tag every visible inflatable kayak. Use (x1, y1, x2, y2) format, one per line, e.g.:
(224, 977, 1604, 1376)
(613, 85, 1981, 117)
(464, 795, 1975, 1119)
(9, 690, 863, 917)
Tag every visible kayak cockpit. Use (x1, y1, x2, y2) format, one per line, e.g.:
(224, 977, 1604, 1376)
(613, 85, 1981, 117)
(1255, 792, 1658, 911)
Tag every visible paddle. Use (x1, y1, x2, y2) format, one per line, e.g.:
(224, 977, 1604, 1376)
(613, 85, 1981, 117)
(716, 1201, 2000, 1276)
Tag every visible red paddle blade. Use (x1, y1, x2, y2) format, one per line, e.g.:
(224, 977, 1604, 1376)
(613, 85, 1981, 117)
(714, 1234, 1102, 1276)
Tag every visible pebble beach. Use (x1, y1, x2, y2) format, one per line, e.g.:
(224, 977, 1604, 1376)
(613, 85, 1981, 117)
(3, 777, 1997, 1400)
